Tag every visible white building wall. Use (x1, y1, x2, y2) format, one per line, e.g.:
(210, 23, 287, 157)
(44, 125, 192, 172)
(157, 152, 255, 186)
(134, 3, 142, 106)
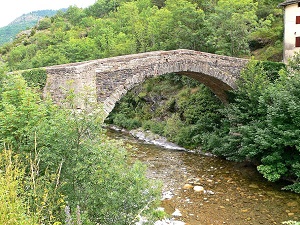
(283, 3, 300, 63)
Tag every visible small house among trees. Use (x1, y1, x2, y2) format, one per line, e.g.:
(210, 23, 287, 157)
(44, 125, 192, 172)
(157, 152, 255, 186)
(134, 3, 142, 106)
(279, 0, 300, 63)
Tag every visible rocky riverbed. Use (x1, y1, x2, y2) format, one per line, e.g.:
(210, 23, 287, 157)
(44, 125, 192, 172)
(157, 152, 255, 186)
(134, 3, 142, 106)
(107, 127, 300, 225)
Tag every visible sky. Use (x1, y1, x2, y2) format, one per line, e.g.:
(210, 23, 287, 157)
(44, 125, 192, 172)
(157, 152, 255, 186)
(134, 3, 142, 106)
(0, 0, 97, 28)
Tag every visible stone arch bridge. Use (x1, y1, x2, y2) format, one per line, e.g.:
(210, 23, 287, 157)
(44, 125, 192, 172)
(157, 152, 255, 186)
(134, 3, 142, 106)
(44, 49, 249, 117)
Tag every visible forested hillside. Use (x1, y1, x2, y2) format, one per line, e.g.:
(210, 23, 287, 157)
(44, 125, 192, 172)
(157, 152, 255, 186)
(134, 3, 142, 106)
(0, 0, 284, 71)
(0, 10, 60, 46)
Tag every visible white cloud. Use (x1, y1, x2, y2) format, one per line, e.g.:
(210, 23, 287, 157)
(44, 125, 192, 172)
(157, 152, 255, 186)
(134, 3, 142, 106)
(0, 0, 96, 27)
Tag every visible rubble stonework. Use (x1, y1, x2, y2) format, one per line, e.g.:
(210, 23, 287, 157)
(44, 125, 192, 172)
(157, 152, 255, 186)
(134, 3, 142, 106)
(44, 49, 249, 116)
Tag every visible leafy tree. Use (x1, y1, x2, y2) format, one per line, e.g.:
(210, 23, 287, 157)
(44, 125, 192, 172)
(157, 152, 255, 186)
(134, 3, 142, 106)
(147, 7, 173, 50)
(256, 68, 300, 192)
(190, 0, 217, 12)
(83, 139, 161, 224)
(164, 0, 205, 50)
(7, 45, 28, 70)
(37, 17, 52, 30)
(0, 69, 66, 223)
(112, 1, 144, 51)
(256, 0, 282, 19)
(31, 46, 69, 67)
(62, 37, 98, 62)
(205, 0, 258, 56)
(64, 6, 86, 25)
(202, 61, 271, 160)
(21, 68, 47, 90)
(85, 0, 128, 18)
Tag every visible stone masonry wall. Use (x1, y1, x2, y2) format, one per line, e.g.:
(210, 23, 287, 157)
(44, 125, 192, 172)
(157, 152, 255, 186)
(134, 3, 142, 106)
(44, 49, 249, 117)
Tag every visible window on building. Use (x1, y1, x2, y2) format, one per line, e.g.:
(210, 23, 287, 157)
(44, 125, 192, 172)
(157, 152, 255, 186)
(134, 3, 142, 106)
(296, 16, 300, 24)
(296, 37, 300, 47)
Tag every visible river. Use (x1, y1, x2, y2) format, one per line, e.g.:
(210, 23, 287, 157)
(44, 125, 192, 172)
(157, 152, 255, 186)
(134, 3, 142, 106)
(107, 128, 300, 225)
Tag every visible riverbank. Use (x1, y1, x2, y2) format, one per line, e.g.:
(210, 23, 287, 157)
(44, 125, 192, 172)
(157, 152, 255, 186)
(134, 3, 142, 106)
(109, 125, 214, 155)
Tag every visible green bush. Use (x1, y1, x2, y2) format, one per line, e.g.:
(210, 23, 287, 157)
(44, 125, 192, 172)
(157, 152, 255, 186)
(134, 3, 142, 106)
(173, 125, 198, 149)
(37, 17, 52, 30)
(258, 60, 286, 81)
(112, 113, 142, 130)
(142, 120, 165, 136)
(84, 139, 161, 224)
(21, 68, 47, 90)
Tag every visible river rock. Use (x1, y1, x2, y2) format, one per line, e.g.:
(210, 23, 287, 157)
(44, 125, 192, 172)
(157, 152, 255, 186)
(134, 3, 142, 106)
(187, 177, 200, 183)
(129, 128, 186, 150)
(157, 207, 165, 211)
(206, 190, 215, 195)
(249, 184, 259, 189)
(135, 215, 148, 225)
(287, 201, 298, 207)
(162, 191, 173, 200)
(172, 221, 185, 225)
(193, 186, 205, 192)
(172, 209, 182, 217)
(154, 219, 185, 225)
(183, 184, 193, 189)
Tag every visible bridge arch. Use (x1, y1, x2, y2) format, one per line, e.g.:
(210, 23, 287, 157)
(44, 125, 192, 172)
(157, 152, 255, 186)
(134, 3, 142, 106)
(45, 49, 248, 117)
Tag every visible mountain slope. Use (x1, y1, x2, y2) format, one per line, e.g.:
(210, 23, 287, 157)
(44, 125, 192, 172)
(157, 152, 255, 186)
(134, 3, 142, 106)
(0, 10, 60, 46)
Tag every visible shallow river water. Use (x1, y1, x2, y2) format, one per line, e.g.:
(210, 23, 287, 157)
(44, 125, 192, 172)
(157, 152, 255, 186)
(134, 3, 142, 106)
(107, 129, 300, 225)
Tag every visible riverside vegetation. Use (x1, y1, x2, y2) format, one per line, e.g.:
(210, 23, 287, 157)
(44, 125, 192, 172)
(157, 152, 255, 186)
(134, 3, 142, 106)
(0, 0, 299, 224)
(0, 67, 162, 224)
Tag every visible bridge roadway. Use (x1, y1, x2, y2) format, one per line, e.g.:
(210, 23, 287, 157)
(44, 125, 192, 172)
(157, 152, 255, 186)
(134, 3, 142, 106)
(44, 49, 249, 116)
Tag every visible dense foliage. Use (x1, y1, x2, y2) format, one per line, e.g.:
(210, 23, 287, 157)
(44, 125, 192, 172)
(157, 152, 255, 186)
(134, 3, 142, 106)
(202, 58, 300, 193)
(21, 68, 47, 90)
(0, 68, 161, 224)
(0, 0, 284, 71)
